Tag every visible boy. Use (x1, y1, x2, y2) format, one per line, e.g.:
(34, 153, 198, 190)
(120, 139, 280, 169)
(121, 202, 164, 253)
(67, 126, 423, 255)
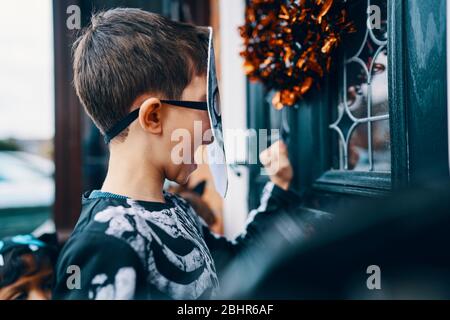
(53, 8, 301, 300)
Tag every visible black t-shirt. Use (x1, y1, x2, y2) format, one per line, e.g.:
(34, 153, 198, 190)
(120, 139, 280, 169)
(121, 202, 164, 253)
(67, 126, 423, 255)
(53, 183, 302, 300)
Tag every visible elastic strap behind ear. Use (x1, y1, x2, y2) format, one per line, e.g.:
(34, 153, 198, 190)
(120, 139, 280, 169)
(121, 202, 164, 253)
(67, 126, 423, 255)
(104, 100, 208, 144)
(104, 108, 140, 144)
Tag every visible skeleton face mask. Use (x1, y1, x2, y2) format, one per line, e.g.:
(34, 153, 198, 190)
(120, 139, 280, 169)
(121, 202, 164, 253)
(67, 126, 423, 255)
(205, 27, 228, 198)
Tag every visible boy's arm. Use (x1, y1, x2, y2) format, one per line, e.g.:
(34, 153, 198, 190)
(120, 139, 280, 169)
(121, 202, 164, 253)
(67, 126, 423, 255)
(52, 232, 147, 300)
(203, 140, 302, 274)
(202, 181, 302, 275)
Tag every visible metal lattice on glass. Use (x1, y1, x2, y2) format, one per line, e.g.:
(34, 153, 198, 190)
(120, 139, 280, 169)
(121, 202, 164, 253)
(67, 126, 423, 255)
(330, 0, 390, 172)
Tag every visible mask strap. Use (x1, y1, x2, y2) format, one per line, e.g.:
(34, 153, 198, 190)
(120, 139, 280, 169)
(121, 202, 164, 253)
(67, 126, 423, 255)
(103, 100, 208, 144)
(104, 108, 140, 144)
(161, 100, 208, 111)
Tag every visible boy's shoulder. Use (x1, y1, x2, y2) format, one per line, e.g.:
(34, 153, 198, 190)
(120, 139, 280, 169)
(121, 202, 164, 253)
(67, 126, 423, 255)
(69, 191, 203, 260)
(54, 191, 219, 299)
(61, 190, 208, 268)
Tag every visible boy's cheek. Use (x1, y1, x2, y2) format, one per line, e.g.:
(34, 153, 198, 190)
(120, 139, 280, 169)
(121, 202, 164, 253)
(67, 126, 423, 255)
(202, 113, 212, 131)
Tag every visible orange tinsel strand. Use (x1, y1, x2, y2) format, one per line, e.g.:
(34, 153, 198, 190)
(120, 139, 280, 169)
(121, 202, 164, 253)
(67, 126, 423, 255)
(239, 0, 354, 109)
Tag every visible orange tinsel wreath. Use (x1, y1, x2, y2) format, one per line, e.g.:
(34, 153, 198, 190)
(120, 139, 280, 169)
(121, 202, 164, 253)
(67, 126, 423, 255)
(239, 0, 355, 109)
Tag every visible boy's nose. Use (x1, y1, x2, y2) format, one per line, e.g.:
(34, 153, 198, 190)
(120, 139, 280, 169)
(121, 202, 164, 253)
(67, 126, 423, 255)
(200, 113, 213, 145)
(203, 115, 211, 130)
(203, 135, 214, 146)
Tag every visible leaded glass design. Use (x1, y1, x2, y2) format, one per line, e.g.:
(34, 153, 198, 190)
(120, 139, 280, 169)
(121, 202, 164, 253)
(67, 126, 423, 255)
(330, 0, 390, 172)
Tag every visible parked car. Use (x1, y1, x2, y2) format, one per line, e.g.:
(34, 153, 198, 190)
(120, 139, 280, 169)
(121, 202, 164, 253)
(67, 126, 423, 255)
(0, 151, 54, 238)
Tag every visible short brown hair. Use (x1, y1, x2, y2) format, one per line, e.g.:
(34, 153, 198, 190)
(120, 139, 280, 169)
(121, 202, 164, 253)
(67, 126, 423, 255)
(72, 8, 209, 138)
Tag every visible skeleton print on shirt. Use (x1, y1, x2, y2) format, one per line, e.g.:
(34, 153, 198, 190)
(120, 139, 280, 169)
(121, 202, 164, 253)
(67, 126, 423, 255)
(89, 267, 136, 300)
(53, 183, 302, 300)
(91, 196, 219, 299)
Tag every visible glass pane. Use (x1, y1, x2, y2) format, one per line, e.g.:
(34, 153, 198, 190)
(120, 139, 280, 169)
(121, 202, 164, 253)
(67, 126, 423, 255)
(336, 107, 355, 141)
(330, 0, 390, 173)
(372, 120, 391, 171)
(370, 48, 389, 116)
(348, 123, 369, 171)
(331, 84, 346, 123)
(370, 0, 388, 42)
(356, 33, 379, 70)
(345, 0, 370, 58)
(346, 61, 368, 119)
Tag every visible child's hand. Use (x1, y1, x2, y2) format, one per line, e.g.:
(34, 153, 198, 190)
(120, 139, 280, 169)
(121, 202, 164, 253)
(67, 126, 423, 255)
(259, 140, 293, 191)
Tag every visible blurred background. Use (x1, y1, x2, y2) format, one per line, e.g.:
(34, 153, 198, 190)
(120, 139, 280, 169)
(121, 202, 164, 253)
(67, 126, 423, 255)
(0, 1, 54, 238)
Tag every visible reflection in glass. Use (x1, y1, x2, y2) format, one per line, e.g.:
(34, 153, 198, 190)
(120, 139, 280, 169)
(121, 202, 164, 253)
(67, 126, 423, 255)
(370, 48, 389, 116)
(348, 123, 369, 171)
(370, 0, 388, 42)
(336, 103, 355, 140)
(345, 0, 369, 58)
(372, 119, 391, 171)
(330, 0, 390, 172)
(346, 61, 368, 119)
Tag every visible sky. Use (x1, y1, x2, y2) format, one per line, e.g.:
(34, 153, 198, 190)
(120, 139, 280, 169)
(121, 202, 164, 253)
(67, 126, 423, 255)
(0, 0, 54, 140)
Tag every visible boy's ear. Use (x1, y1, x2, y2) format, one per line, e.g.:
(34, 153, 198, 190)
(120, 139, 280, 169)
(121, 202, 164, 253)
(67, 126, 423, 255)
(138, 97, 163, 134)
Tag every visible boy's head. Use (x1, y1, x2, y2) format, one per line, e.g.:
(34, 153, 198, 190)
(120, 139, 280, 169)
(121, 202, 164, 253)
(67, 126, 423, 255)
(73, 8, 213, 184)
